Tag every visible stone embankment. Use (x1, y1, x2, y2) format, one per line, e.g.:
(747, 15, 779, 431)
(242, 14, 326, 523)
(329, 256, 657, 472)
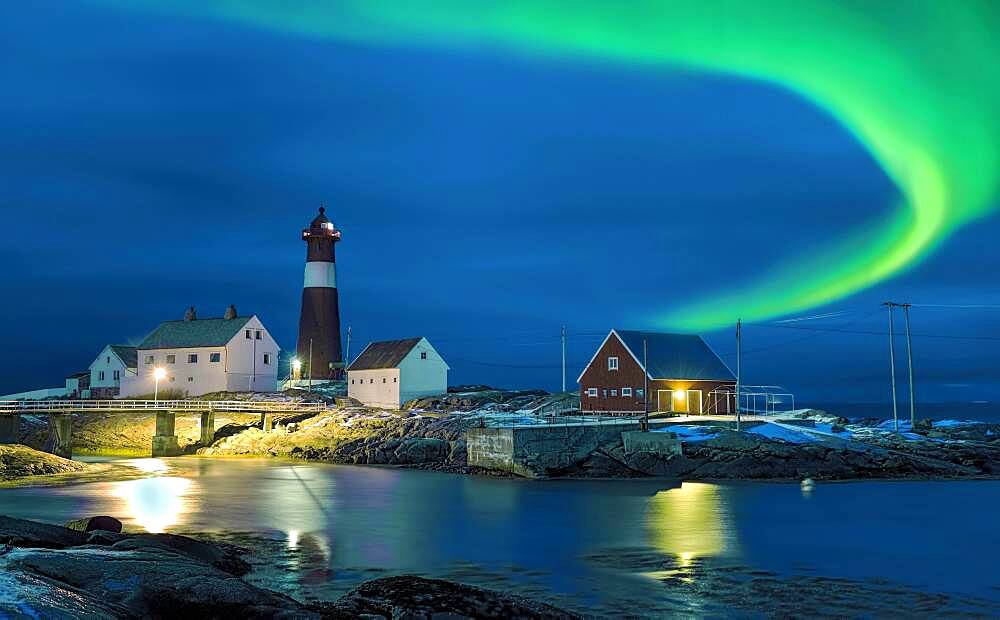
(0, 516, 577, 619)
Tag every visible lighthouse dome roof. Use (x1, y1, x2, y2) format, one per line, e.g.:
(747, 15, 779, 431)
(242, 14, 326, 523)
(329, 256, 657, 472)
(311, 206, 332, 228)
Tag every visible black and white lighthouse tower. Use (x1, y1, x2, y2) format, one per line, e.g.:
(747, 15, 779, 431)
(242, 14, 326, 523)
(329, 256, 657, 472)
(296, 206, 343, 380)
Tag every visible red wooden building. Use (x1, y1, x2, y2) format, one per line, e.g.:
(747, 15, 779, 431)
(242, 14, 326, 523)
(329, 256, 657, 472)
(577, 329, 736, 415)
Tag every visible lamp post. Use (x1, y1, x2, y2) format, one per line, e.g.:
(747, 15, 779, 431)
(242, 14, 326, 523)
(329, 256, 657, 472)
(153, 367, 166, 402)
(291, 357, 302, 382)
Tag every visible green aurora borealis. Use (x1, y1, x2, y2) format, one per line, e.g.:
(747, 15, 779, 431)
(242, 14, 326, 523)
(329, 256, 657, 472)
(108, 1, 1000, 330)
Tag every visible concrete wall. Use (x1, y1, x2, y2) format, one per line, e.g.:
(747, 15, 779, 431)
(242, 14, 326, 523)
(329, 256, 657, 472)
(0, 387, 69, 400)
(466, 421, 644, 478)
(348, 368, 401, 408)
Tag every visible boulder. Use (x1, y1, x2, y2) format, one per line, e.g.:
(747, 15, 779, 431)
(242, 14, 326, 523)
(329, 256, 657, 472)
(111, 532, 251, 576)
(0, 515, 87, 549)
(65, 515, 123, 533)
(329, 575, 580, 619)
(392, 437, 450, 464)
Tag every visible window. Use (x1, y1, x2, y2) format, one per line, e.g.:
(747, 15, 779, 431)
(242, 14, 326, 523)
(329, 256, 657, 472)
(113, 370, 120, 381)
(255, 330, 262, 340)
(106, 356, 110, 364)
(144, 355, 154, 365)
(382, 377, 386, 383)
(610, 389, 618, 397)
(188, 354, 198, 363)
(586, 388, 598, 397)
(166, 354, 176, 364)
(420, 351, 427, 360)
(637, 388, 644, 398)
(210, 353, 221, 363)
(245, 330, 251, 339)
(393, 377, 397, 383)
(370, 378, 374, 384)
(169, 377, 175, 382)
(187, 377, 194, 382)
(98, 371, 105, 381)
(622, 387, 632, 397)
(602, 389, 608, 398)
(263, 353, 271, 365)
(608, 356, 619, 371)
(351, 379, 355, 384)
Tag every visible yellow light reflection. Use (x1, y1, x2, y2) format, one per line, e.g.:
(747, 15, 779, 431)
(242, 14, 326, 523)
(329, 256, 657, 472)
(125, 458, 170, 474)
(646, 482, 733, 567)
(113, 476, 193, 533)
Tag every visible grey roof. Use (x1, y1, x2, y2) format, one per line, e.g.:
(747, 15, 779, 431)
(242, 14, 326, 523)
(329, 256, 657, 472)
(138, 316, 252, 350)
(348, 338, 422, 371)
(66, 371, 89, 379)
(110, 345, 138, 368)
(615, 330, 735, 381)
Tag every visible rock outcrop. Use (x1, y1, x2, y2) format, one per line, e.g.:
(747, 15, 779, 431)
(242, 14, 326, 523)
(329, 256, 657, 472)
(0, 516, 576, 619)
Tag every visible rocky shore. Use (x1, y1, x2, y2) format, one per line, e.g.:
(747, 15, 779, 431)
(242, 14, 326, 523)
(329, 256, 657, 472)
(0, 515, 576, 619)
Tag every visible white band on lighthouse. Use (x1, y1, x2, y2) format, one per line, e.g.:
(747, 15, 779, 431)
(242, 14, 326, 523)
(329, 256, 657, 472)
(303, 261, 336, 288)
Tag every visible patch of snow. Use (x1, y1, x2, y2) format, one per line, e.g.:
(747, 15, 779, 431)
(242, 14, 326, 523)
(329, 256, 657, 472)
(656, 425, 719, 442)
(748, 423, 819, 444)
(934, 419, 979, 428)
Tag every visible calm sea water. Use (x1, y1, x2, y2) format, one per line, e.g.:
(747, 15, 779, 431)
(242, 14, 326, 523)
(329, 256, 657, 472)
(1, 457, 998, 616)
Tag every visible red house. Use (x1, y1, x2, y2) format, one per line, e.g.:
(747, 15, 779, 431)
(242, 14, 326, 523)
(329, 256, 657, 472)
(577, 329, 736, 415)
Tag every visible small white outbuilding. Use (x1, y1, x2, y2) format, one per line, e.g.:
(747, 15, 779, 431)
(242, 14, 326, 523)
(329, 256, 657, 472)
(347, 337, 449, 409)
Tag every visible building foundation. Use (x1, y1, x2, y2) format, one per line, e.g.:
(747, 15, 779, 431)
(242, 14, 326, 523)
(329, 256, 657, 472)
(0, 414, 21, 444)
(151, 410, 181, 457)
(261, 412, 273, 433)
(199, 412, 215, 445)
(43, 414, 73, 459)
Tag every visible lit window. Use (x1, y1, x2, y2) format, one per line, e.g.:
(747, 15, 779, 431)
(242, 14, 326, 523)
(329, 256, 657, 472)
(188, 354, 198, 363)
(586, 388, 598, 397)
(210, 353, 221, 363)
(166, 354, 176, 364)
(622, 387, 632, 397)
(608, 356, 619, 371)
(144, 355, 154, 365)
(420, 351, 427, 360)
(610, 389, 618, 397)
(263, 353, 271, 365)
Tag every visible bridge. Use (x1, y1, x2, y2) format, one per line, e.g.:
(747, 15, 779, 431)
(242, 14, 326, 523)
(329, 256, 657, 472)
(0, 400, 329, 458)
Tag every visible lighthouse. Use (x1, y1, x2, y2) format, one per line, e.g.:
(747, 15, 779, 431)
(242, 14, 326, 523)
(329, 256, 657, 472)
(296, 206, 343, 380)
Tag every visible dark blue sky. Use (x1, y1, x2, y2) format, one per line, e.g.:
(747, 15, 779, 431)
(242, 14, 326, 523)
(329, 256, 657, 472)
(2, 2, 998, 403)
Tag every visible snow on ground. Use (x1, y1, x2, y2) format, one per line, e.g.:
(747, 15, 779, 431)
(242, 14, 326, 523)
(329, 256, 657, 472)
(654, 425, 720, 442)
(747, 422, 819, 444)
(933, 419, 979, 428)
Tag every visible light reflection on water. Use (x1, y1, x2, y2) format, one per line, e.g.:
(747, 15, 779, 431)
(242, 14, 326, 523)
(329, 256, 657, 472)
(2, 458, 999, 614)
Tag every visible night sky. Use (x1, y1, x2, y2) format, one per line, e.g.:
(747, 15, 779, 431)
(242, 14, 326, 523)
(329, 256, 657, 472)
(3, 2, 999, 403)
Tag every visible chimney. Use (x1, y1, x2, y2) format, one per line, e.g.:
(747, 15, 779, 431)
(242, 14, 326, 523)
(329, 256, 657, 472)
(224, 304, 237, 320)
(184, 306, 197, 321)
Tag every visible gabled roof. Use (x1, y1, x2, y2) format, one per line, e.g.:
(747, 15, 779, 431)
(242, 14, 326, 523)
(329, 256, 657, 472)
(66, 371, 89, 379)
(109, 345, 138, 368)
(578, 329, 735, 383)
(348, 338, 423, 371)
(138, 316, 253, 350)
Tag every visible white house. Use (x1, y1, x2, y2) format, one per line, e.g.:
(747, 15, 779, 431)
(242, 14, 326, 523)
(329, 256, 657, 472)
(88, 345, 138, 398)
(121, 307, 280, 397)
(347, 337, 449, 409)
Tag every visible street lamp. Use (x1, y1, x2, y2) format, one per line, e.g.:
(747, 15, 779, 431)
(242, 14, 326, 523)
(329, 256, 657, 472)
(291, 358, 302, 381)
(153, 367, 166, 402)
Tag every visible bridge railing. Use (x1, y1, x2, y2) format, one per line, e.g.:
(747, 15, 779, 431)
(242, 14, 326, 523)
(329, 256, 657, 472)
(0, 399, 330, 414)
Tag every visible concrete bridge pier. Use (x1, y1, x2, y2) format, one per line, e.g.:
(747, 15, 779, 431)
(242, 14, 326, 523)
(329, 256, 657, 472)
(0, 414, 21, 444)
(261, 412, 274, 433)
(152, 410, 181, 457)
(43, 414, 73, 459)
(199, 412, 215, 445)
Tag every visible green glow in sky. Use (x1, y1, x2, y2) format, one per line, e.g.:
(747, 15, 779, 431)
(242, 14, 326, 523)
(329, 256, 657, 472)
(109, 1, 1000, 330)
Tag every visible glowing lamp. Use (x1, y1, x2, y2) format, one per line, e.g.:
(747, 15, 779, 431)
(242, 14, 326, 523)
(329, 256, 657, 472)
(153, 367, 167, 380)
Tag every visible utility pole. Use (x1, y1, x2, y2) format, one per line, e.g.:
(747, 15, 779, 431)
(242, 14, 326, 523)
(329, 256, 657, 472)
(249, 331, 257, 392)
(643, 337, 649, 431)
(308, 338, 314, 393)
(902, 303, 916, 428)
(884, 302, 899, 432)
(561, 326, 567, 393)
(735, 318, 742, 432)
(345, 325, 352, 370)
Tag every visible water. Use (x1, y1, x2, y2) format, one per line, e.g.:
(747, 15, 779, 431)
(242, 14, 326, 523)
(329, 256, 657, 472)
(2, 458, 999, 616)
(818, 401, 1000, 424)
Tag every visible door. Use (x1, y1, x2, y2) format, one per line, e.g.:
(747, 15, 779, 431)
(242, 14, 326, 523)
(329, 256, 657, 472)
(688, 389, 703, 415)
(657, 390, 672, 413)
